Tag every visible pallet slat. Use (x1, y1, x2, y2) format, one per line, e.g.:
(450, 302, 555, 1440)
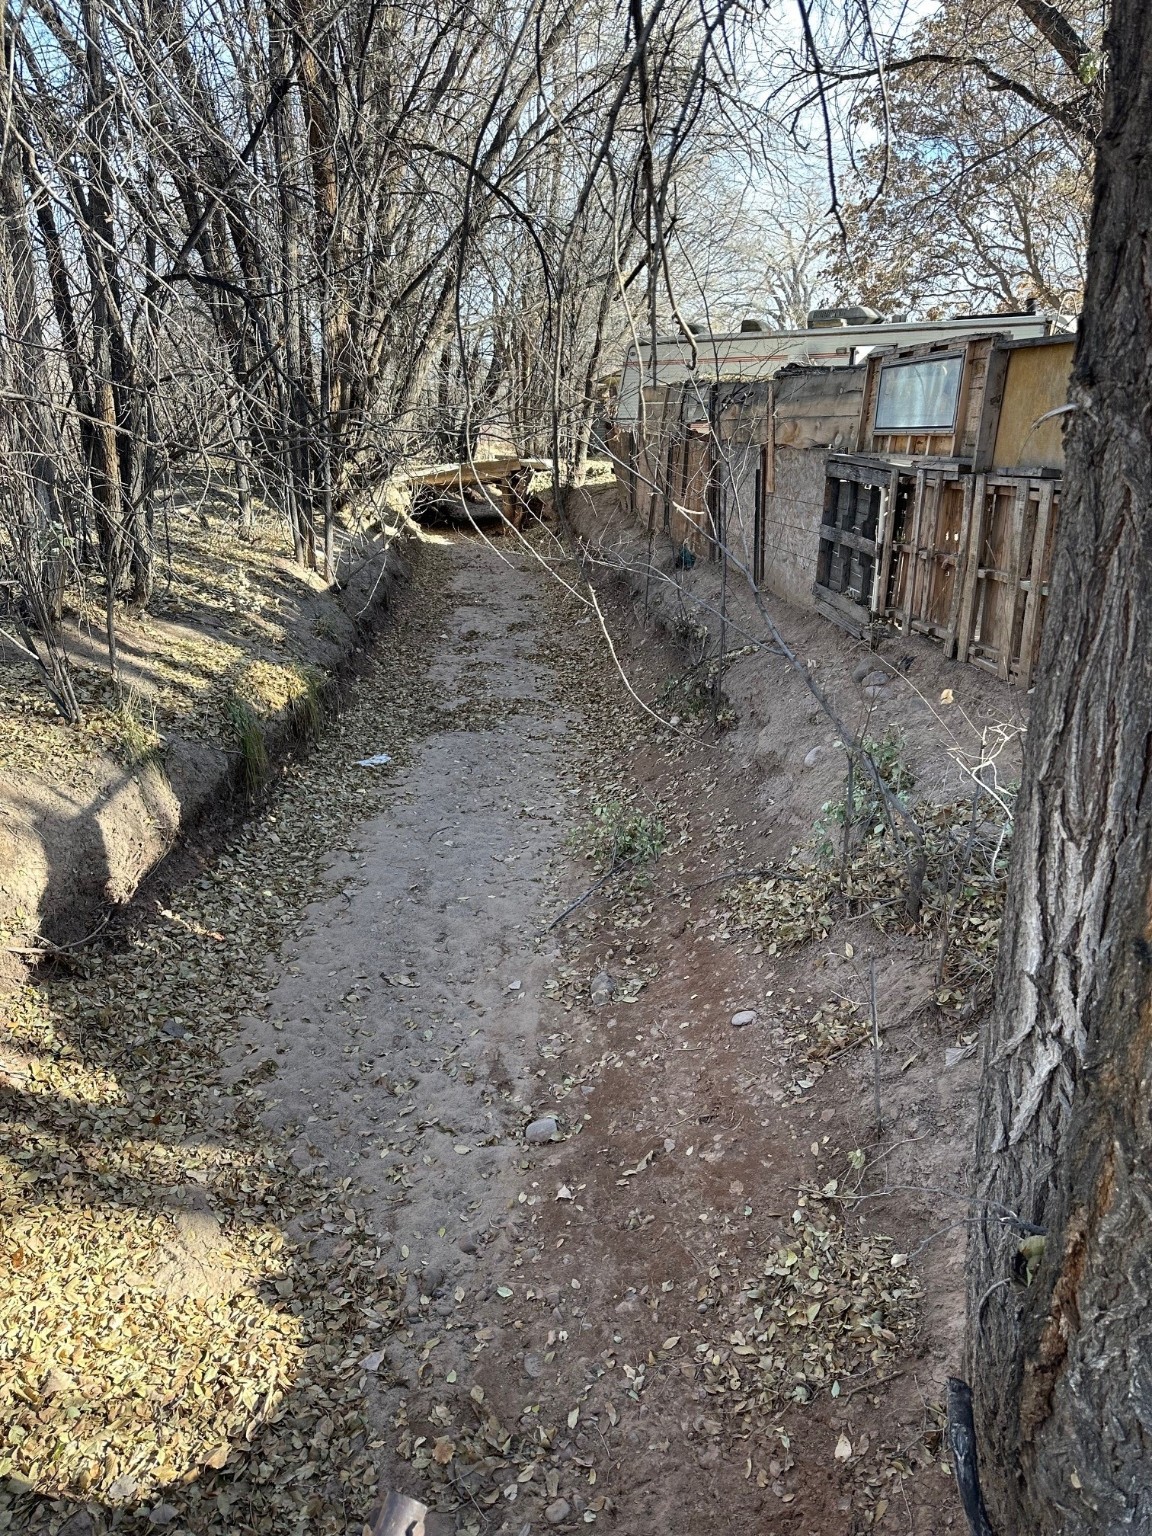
(819, 458, 1060, 690)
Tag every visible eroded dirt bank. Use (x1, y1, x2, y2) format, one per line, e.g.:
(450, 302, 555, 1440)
(3, 527, 979, 1536)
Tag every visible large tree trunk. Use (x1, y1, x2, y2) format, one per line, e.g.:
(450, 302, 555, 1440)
(965, 5, 1152, 1531)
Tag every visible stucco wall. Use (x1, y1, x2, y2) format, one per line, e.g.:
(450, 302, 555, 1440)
(759, 445, 830, 610)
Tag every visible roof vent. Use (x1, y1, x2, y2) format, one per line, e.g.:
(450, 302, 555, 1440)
(807, 305, 886, 329)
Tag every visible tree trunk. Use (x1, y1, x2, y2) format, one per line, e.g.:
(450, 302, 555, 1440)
(966, 5, 1152, 1530)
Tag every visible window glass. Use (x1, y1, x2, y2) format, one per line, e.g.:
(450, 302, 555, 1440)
(874, 355, 963, 431)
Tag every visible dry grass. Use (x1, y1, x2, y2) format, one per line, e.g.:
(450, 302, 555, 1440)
(0, 484, 346, 786)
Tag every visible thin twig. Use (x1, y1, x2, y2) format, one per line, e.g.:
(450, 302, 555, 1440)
(539, 865, 619, 932)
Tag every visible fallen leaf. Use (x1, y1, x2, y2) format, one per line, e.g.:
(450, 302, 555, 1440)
(834, 1434, 852, 1462)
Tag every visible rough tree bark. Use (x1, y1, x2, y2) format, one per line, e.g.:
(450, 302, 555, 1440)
(966, 4, 1152, 1530)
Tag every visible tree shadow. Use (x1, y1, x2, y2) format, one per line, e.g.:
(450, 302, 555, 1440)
(0, 782, 396, 1533)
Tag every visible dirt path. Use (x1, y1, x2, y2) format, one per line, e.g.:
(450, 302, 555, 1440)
(233, 536, 956, 1536)
(3, 531, 959, 1536)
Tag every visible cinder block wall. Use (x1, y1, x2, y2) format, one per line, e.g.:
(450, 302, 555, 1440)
(759, 445, 831, 609)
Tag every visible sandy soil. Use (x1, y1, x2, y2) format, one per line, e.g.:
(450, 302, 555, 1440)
(225, 530, 976, 1535)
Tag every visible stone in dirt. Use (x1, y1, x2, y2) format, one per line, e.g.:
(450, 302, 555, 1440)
(860, 669, 889, 690)
(525, 1114, 559, 1143)
(545, 1498, 571, 1525)
(590, 971, 614, 1004)
(802, 746, 824, 768)
(730, 1009, 757, 1028)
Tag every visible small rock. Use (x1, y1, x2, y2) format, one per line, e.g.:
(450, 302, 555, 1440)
(802, 746, 824, 769)
(545, 1499, 571, 1525)
(525, 1115, 559, 1144)
(859, 668, 889, 690)
(523, 1351, 544, 1379)
(863, 682, 892, 701)
(457, 1234, 478, 1254)
(851, 657, 876, 683)
(730, 1009, 757, 1029)
(590, 971, 614, 1004)
(422, 1263, 445, 1293)
(161, 1019, 187, 1040)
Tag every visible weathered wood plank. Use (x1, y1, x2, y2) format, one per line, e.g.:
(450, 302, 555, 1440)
(903, 467, 930, 635)
(1016, 478, 1056, 687)
(944, 474, 977, 657)
(955, 473, 988, 664)
(873, 465, 902, 617)
(997, 480, 1032, 681)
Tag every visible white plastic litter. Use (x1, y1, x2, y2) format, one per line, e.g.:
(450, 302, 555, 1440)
(355, 753, 393, 767)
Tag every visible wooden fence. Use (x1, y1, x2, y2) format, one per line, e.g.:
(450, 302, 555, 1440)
(819, 454, 1059, 688)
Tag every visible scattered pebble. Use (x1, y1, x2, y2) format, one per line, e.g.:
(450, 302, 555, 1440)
(730, 1009, 757, 1028)
(545, 1498, 571, 1524)
(590, 970, 614, 1004)
(525, 1114, 559, 1143)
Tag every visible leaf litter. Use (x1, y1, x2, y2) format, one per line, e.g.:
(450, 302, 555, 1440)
(0, 542, 461, 1534)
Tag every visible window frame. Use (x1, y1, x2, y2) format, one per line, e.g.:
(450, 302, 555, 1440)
(874, 351, 965, 434)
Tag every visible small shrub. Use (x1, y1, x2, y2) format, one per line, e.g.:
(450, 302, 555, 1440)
(225, 695, 269, 795)
(813, 727, 914, 858)
(572, 797, 666, 870)
(110, 688, 163, 768)
(290, 664, 325, 741)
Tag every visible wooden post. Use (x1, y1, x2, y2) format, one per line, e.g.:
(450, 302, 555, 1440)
(874, 463, 901, 620)
(998, 478, 1031, 682)
(945, 473, 977, 657)
(902, 466, 929, 635)
(1015, 478, 1056, 689)
(955, 473, 988, 665)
